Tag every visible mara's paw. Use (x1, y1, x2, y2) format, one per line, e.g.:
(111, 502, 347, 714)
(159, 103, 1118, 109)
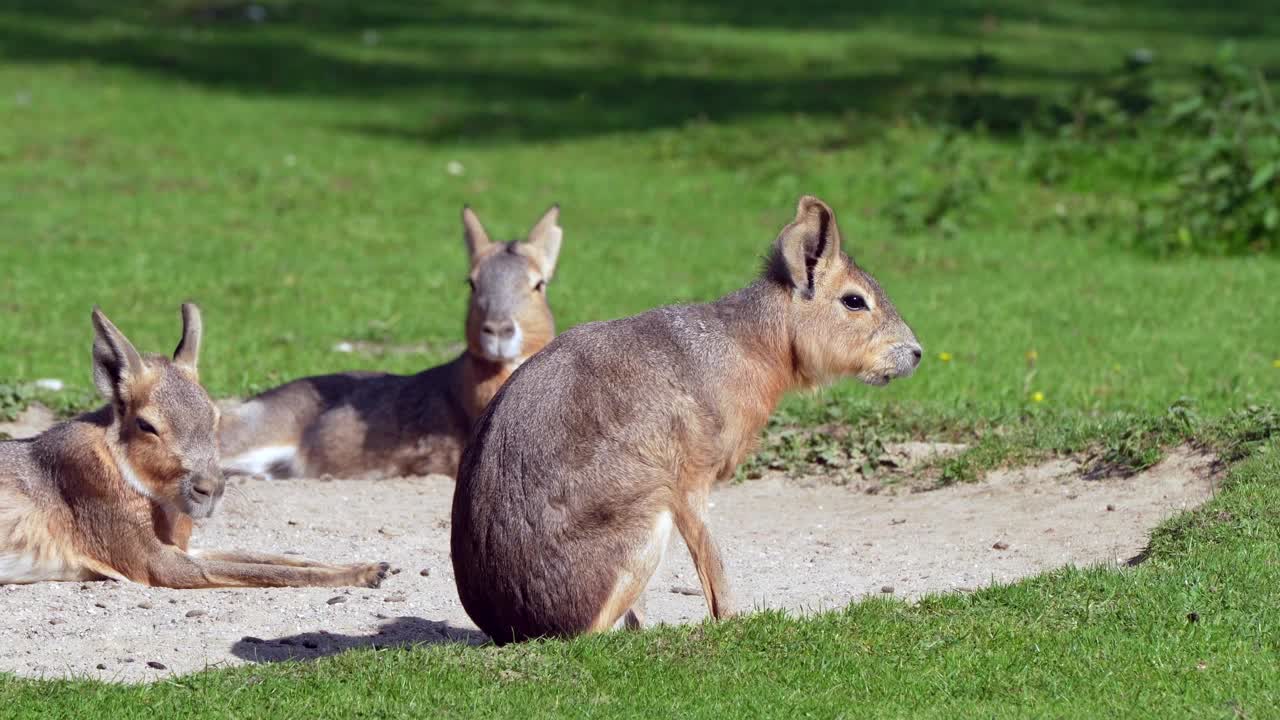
(356, 562, 392, 588)
(713, 605, 737, 621)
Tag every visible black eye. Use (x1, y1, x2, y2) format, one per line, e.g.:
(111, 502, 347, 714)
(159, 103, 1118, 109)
(136, 418, 159, 436)
(534, 279, 546, 292)
(841, 294, 869, 311)
(467, 278, 476, 291)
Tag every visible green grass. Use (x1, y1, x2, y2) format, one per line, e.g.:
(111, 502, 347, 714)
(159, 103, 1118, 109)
(1, 0, 1277, 413)
(3, 443, 1278, 718)
(2, 0, 1280, 715)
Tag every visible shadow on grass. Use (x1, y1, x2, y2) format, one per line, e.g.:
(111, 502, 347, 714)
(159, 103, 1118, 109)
(230, 616, 487, 664)
(0, 0, 1276, 142)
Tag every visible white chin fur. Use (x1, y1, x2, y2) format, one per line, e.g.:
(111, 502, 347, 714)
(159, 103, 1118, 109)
(186, 499, 219, 519)
(480, 322, 524, 363)
(859, 372, 891, 387)
(113, 451, 154, 499)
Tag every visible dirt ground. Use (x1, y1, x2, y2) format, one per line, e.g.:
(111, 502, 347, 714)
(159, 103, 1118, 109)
(0, 406, 1218, 683)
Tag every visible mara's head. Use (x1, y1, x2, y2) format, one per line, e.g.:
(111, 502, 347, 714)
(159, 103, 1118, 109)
(91, 303, 223, 518)
(461, 204, 561, 366)
(765, 195, 922, 388)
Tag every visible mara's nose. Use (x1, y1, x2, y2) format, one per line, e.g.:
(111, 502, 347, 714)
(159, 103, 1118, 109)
(481, 320, 516, 340)
(906, 340, 926, 363)
(190, 474, 221, 500)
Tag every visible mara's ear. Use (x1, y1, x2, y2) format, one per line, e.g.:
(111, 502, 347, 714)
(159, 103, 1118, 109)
(172, 302, 203, 376)
(524, 203, 562, 279)
(772, 195, 843, 299)
(91, 306, 145, 407)
(462, 205, 493, 265)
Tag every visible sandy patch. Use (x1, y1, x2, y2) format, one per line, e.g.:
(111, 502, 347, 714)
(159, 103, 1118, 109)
(0, 404, 57, 440)
(0, 408, 1217, 682)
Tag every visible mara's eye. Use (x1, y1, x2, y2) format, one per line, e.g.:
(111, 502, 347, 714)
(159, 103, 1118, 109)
(841, 293, 869, 312)
(534, 279, 546, 292)
(136, 418, 159, 436)
(466, 278, 476, 291)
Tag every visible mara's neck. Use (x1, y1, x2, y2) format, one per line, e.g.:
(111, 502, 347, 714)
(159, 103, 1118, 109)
(712, 280, 799, 416)
(455, 351, 521, 423)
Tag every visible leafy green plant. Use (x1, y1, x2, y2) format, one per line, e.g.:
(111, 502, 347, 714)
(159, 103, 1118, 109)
(0, 383, 35, 422)
(1205, 403, 1280, 463)
(1135, 50, 1280, 255)
(884, 130, 992, 235)
(1040, 50, 1158, 143)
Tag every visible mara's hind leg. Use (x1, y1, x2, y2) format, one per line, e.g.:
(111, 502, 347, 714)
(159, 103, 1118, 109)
(621, 591, 647, 630)
(674, 494, 734, 620)
(589, 510, 673, 633)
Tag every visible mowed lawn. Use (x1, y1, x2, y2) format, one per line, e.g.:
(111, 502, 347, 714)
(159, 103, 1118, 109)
(1, 0, 1279, 716)
(1, 0, 1277, 414)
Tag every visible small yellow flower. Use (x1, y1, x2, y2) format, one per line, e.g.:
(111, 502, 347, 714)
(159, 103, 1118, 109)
(938, 352, 953, 363)
(1273, 358, 1280, 369)
(1026, 350, 1038, 361)
(1031, 391, 1045, 403)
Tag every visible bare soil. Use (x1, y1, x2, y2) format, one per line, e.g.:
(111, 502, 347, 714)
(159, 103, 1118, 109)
(0, 406, 1218, 683)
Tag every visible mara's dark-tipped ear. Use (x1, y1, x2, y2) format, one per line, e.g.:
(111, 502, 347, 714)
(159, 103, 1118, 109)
(771, 195, 843, 299)
(462, 205, 493, 264)
(173, 302, 203, 376)
(524, 203, 562, 279)
(91, 306, 145, 407)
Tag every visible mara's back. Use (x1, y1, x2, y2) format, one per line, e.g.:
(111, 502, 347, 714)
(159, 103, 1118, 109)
(219, 366, 470, 479)
(0, 436, 39, 484)
(0, 416, 132, 584)
(0, 419, 95, 510)
(0, 436, 44, 536)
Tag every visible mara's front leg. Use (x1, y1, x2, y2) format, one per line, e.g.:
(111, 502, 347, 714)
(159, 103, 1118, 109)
(142, 547, 390, 589)
(674, 491, 734, 620)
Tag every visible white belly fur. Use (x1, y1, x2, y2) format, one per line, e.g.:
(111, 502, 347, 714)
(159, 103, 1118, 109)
(222, 444, 298, 478)
(0, 550, 87, 584)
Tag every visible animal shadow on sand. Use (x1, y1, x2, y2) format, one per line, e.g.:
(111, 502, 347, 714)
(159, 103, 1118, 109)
(231, 616, 488, 663)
